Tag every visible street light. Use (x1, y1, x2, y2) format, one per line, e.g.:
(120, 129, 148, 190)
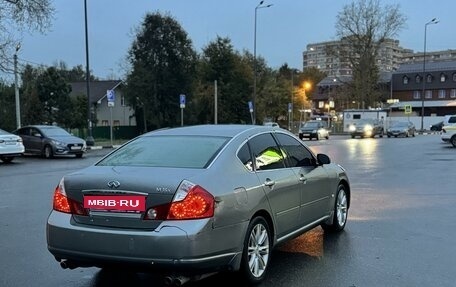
(299, 81, 311, 124)
(420, 18, 439, 132)
(84, 0, 95, 146)
(253, 0, 272, 125)
(14, 43, 21, 129)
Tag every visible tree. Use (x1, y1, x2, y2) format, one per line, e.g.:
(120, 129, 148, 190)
(36, 67, 72, 126)
(0, 81, 16, 131)
(194, 37, 252, 124)
(335, 0, 406, 108)
(0, 0, 54, 72)
(124, 12, 197, 130)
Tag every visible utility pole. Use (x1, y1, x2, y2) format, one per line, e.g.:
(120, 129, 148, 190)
(14, 44, 21, 129)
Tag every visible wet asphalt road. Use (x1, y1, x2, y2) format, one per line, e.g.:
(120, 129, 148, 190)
(1, 134, 455, 287)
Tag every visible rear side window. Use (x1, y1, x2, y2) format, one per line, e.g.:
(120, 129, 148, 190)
(97, 135, 230, 168)
(274, 133, 315, 167)
(448, 116, 456, 124)
(249, 133, 286, 170)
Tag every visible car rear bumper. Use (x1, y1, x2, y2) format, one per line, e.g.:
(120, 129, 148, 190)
(46, 211, 247, 273)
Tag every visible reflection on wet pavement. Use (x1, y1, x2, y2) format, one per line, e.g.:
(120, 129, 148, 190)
(277, 228, 324, 258)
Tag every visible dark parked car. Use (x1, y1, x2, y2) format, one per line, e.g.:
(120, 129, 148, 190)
(46, 124, 350, 285)
(14, 125, 86, 158)
(387, 121, 416, 138)
(430, 121, 444, 131)
(349, 119, 384, 138)
(299, 120, 330, 140)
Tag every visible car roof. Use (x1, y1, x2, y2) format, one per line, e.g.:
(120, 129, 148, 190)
(143, 124, 282, 138)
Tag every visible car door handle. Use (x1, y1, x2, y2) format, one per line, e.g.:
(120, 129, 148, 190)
(264, 179, 275, 187)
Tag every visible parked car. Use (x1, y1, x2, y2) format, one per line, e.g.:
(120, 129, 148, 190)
(430, 121, 444, 132)
(441, 125, 456, 147)
(0, 128, 25, 163)
(387, 121, 416, 138)
(349, 119, 384, 138)
(14, 125, 86, 158)
(46, 124, 350, 285)
(298, 120, 330, 140)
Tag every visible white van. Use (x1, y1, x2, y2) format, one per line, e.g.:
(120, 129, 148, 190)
(443, 115, 456, 127)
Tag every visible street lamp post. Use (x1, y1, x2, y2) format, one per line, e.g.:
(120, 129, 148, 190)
(253, 1, 272, 125)
(14, 43, 21, 129)
(84, 0, 95, 146)
(420, 18, 439, 132)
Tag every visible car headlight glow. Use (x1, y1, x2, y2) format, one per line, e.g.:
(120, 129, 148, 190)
(364, 125, 373, 131)
(349, 125, 356, 132)
(312, 129, 317, 133)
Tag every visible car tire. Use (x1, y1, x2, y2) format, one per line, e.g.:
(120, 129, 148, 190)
(240, 216, 271, 285)
(321, 184, 348, 232)
(451, 135, 456, 148)
(0, 156, 13, 163)
(43, 145, 53, 159)
(316, 133, 320, 141)
(351, 135, 355, 139)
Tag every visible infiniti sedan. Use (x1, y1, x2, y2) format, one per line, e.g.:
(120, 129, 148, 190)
(14, 125, 86, 158)
(0, 128, 24, 163)
(46, 124, 350, 285)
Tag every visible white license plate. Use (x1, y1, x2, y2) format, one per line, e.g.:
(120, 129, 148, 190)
(303, 134, 310, 136)
(70, 146, 81, 150)
(5, 141, 16, 145)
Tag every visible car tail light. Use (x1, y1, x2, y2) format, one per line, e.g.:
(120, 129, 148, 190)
(145, 180, 214, 220)
(52, 178, 87, 216)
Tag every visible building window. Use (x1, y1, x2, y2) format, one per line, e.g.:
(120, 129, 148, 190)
(402, 76, 409, 84)
(114, 120, 120, 126)
(101, 120, 109, 126)
(438, 90, 446, 99)
(425, 90, 432, 99)
(440, 74, 447, 82)
(453, 73, 456, 82)
(451, 89, 456, 98)
(413, 91, 421, 99)
(121, 95, 126, 106)
(415, 75, 421, 83)
(426, 74, 433, 83)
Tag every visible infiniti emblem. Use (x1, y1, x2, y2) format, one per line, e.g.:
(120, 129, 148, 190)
(107, 180, 121, 189)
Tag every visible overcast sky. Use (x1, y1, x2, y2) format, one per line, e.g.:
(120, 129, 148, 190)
(11, 0, 456, 80)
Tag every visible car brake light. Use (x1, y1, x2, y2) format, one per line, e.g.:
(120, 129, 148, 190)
(145, 180, 214, 220)
(52, 178, 87, 215)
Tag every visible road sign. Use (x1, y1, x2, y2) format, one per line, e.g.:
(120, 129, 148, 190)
(107, 89, 115, 107)
(180, 94, 186, 108)
(404, 105, 412, 114)
(248, 101, 253, 113)
(288, 103, 292, 113)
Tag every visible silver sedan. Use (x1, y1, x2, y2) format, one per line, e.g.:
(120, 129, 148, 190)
(46, 124, 350, 285)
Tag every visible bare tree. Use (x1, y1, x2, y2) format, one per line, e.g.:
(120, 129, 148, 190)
(336, 0, 406, 108)
(1, 0, 54, 72)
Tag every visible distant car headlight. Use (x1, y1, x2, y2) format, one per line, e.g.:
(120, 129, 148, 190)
(387, 129, 392, 132)
(349, 125, 356, 132)
(364, 125, 373, 131)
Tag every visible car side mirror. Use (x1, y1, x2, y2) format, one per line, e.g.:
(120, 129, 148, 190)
(317, 153, 331, 165)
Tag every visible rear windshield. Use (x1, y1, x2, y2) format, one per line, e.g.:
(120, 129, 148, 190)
(96, 135, 230, 168)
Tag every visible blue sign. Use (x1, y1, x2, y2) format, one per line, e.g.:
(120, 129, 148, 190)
(107, 89, 115, 107)
(180, 94, 186, 108)
(248, 101, 253, 113)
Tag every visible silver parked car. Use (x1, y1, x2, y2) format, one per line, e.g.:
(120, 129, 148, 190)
(46, 124, 350, 285)
(0, 128, 25, 163)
